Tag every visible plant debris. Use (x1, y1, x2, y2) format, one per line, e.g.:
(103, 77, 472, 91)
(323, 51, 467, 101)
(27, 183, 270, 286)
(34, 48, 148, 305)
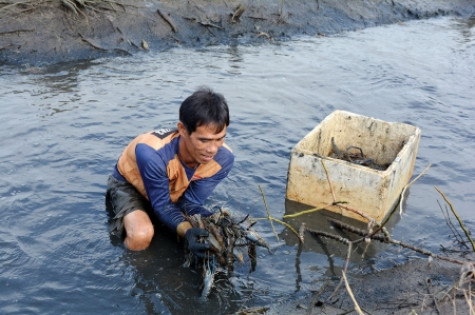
(185, 209, 271, 298)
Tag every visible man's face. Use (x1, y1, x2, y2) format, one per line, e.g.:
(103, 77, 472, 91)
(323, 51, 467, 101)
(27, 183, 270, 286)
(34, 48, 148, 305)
(178, 122, 227, 167)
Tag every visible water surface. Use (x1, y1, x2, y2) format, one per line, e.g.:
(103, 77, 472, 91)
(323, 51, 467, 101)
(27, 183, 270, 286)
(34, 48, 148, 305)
(1, 16, 474, 314)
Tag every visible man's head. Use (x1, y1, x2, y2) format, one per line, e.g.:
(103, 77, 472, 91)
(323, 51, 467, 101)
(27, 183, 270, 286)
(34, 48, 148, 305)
(177, 87, 230, 167)
(179, 87, 229, 135)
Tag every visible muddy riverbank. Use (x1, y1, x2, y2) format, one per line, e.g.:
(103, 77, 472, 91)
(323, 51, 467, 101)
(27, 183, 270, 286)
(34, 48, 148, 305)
(276, 258, 475, 314)
(1, 0, 474, 66)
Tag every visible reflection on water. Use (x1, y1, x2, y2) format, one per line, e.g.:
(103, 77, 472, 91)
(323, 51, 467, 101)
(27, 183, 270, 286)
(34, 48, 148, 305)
(0, 16, 474, 314)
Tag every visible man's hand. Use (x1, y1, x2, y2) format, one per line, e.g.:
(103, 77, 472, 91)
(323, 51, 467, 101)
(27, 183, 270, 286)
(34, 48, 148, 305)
(185, 228, 210, 258)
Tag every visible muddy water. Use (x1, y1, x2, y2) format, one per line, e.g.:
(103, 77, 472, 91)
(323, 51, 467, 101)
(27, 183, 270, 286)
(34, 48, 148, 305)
(1, 17, 474, 314)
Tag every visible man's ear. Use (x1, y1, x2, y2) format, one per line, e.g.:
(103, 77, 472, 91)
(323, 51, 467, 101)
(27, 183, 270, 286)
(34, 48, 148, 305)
(177, 122, 186, 136)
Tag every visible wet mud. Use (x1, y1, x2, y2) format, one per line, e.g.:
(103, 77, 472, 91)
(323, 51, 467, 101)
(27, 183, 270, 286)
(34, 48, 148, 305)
(268, 258, 475, 314)
(1, 0, 474, 66)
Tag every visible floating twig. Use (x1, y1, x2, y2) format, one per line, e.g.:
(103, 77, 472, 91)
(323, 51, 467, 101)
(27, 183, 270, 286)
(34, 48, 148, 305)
(282, 204, 329, 219)
(258, 185, 279, 242)
(342, 270, 364, 315)
(435, 186, 475, 252)
(400, 163, 432, 216)
(253, 216, 302, 243)
(270, 217, 301, 242)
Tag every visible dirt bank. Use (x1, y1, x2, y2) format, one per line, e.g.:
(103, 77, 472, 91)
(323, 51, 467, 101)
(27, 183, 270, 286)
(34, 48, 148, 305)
(1, 0, 474, 66)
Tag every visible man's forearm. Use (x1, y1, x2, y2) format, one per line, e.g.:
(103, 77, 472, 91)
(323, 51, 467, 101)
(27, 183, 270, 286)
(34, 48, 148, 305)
(176, 221, 192, 238)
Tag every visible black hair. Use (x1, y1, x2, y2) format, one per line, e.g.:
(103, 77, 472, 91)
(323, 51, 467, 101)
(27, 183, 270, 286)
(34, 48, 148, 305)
(179, 87, 230, 134)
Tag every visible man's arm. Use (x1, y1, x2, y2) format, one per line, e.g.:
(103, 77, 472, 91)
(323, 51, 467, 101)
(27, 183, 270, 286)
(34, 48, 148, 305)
(136, 143, 189, 234)
(136, 143, 234, 235)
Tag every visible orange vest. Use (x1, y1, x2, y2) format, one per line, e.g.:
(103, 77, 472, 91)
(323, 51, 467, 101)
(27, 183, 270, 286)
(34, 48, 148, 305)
(117, 130, 228, 202)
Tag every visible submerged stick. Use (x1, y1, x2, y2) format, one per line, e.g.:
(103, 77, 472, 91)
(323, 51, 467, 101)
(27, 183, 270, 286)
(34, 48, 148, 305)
(435, 186, 475, 252)
(328, 218, 386, 241)
(307, 229, 351, 246)
(307, 279, 331, 315)
(439, 200, 467, 246)
(311, 222, 470, 266)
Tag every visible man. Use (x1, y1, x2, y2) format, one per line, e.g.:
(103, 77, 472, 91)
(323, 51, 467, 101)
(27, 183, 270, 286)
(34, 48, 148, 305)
(106, 87, 234, 255)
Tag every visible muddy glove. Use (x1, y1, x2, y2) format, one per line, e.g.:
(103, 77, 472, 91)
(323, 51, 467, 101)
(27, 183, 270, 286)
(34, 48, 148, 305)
(185, 228, 210, 259)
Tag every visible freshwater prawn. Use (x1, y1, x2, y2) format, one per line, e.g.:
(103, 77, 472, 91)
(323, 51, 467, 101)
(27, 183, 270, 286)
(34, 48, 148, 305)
(200, 254, 216, 300)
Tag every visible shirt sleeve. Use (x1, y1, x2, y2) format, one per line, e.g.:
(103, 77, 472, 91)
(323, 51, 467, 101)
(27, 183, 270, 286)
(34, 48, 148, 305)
(135, 143, 187, 231)
(179, 146, 234, 218)
(183, 149, 234, 205)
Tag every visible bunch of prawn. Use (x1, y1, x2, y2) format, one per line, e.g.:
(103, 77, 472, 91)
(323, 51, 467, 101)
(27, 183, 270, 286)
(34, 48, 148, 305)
(187, 209, 271, 299)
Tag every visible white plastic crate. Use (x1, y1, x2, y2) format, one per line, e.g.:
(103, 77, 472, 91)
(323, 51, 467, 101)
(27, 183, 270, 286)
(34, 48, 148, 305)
(286, 110, 421, 223)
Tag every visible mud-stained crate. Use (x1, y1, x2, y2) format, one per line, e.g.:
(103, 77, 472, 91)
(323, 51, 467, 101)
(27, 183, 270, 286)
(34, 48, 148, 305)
(286, 110, 421, 223)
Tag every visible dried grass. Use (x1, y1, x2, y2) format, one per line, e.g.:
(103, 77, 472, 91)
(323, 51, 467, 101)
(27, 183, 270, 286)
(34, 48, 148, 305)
(0, 0, 130, 17)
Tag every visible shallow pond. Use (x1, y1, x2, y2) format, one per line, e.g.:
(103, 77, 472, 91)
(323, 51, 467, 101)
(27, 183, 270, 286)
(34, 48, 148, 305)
(1, 16, 474, 314)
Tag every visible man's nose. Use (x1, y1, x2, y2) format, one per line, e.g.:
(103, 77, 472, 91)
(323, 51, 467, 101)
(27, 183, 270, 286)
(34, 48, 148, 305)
(206, 141, 219, 153)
